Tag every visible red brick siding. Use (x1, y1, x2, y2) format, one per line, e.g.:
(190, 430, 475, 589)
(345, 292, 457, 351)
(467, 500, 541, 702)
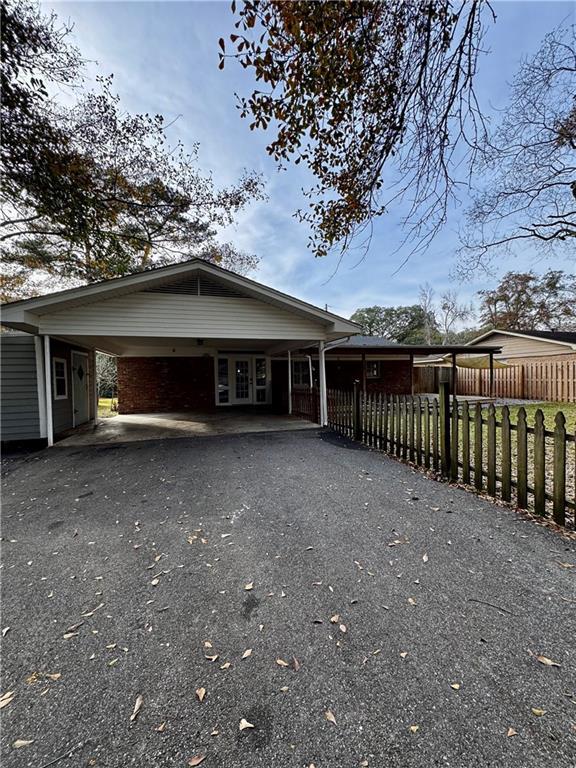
(117, 357, 215, 414)
(325, 359, 412, 394)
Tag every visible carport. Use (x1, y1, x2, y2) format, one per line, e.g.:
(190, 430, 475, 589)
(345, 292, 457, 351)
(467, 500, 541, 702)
(0, 258, 360, 445)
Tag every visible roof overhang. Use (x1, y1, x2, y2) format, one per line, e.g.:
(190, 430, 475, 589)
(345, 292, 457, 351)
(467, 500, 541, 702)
(467, 328, 576, 350)
(0, 258, 361, 339)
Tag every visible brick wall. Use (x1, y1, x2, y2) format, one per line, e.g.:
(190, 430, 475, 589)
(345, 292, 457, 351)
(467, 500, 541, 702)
(117, 356, 215, 414)
(325, 359, 413, 394)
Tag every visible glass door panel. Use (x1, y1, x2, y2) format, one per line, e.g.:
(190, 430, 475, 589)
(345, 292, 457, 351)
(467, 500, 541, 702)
(217, 358, 230, 403)
(234, 359, 251, 402)
(254, 357, 268, 403)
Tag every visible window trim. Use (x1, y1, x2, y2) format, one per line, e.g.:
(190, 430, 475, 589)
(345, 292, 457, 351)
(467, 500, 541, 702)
(366, 361, 381, 379)
(52, 357, 68, 400)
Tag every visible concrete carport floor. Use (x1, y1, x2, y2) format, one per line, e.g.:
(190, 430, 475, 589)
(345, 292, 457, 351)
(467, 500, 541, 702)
(56, 410, 318, 446)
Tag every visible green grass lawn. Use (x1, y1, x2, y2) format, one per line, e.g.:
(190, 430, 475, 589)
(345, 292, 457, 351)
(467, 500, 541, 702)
(98, 397, 118, 419)
(494, 401, 576, 431)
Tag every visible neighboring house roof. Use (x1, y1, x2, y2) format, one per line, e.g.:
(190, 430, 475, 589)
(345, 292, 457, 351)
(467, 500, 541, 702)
(0, 258, 361, 342)
(467, 328, 576, 350)
(324, 336, 501, 356)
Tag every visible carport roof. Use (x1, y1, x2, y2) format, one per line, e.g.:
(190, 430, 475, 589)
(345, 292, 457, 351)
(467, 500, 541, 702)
(0, 257, 361, 337)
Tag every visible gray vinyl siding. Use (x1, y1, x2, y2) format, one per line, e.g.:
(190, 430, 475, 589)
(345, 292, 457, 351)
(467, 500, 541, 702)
(1, 334, 41, 440)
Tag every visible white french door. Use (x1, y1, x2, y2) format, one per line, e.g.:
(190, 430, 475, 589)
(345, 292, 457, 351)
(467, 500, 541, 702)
(216, 356, 270, 406)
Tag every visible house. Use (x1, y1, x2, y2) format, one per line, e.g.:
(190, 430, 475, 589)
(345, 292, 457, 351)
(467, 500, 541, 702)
(1, 260, 503, 445)
(467, 329, 576, 362)
(0, 259, 359, 444)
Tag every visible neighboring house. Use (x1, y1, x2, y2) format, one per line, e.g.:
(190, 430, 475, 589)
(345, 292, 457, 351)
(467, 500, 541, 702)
(467, 329, 576, 362)
(0, 259, 359, 444)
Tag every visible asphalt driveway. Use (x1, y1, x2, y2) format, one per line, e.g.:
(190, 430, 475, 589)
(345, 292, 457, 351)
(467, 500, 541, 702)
(1, 429, 575, 767)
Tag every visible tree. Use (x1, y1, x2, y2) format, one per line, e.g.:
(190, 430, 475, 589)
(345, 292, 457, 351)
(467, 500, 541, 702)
(460, 25, 576, 273)
(418, 283, 438, 345)
(436, 290, 473, 344)
(349, 306, 388, 336)
(350, 304, 437, 344)
(221, 1, 494, 258)
(1, 1, 264, 298)
(478, 270, 576, 330)
(96, 353, 117, 398)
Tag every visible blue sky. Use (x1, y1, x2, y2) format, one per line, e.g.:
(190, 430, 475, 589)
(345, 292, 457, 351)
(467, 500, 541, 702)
(49, 0, 574, 319)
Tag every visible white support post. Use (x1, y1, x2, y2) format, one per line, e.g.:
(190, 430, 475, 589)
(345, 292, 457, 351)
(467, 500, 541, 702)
(43, 335, 54, 446)
(318, 340, 328, 426)
(287, 350, 292, 415)
(92, 351, 99, 423)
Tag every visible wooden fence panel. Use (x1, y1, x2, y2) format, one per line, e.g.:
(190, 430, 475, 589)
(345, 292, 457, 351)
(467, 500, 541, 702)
(454, 360, 576, 403)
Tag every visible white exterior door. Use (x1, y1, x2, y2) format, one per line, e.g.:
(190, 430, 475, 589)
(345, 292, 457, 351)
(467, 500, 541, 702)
(216, 356, 270, 406)
(71, 351, 90, 426)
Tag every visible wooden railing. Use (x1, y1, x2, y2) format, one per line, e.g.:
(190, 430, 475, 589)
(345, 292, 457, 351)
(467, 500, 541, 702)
(291, 388, 319, 423)
(326, 383, 575, 529)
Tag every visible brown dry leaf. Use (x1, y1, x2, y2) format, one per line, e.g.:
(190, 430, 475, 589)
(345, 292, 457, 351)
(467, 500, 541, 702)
(81, 602, 104, 617)
(330, 614, 340, 624)
(220, 662, 231, 670)
(188, 755, 206, 766)
(276, 658, 289, 667)
(204, 641, 213, 649)
(558, 562, 575, 569)
(422, 553, 429, 563)
(339, 624, 347, 633)
(293, 657, 300, 671)
(196, 687, 206, 702)
(13, 739, 34, 749)
(450, 683, 461, 690)
(205, 654, 219, 662)
(531, 708, 546, 717)
(130, 694, 143, 722)
(210, 729, 219, 736)
(2, 627, 10, 637)
(280, 686, 289, 692)
(408, 598, 417, 606)
(239, 718, 255, 731)
(325, 710, 337, 725)
(0, 691, 15, 709)
(536, 655, 560, 667)
(45, 673, 61, 681)
(150, 578, 160, 586)
(155, 722, 166, 732)
(507, 727, 518, 737)
(244, 582, 254, 591)
(400, 652, 408, 659)
(409, 725, 419, 734)
(241, 648, 253, 659)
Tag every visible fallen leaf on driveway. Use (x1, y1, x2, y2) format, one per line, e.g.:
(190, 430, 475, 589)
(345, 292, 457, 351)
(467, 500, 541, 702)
(188, 755, 206, 766)
(400, 652, 408, 659)
(293, 657, 300, 671)
(63, 632, 79, 639)
(536, 655, 560, 667)
(241, 649, 252, 659)
(531, 708, 546, 717)
(325, 710, 337, 725)
(408, 598, 417, 606)
(558, 562, 575, 569)
(155, 722, 166, 732)
(13, 740, 34, 748)
(81, 602, 104, 617)
(196, 688, 206, 702)
(220, 662, 231, 670)
(130, 694, 143, 722)
(276, 658, 289, 667)
(507, 727, 518, 737)
(0, 691, 15, 709)
(330, 614, 340, 624)
(450, 683, 461, 690)
(244, 582, 254, 591)
(422, 553, 429, 563)
(239, 718, 255, 731)
(339, 624, 347, 633)
(409, 725, 419, 733)
(205, 655, 219, 662)
(45, 673, 61, 681)
(2, 627, 10, 637)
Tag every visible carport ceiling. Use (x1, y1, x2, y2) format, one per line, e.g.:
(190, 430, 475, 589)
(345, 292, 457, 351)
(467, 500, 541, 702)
(54, 335, 305, 356)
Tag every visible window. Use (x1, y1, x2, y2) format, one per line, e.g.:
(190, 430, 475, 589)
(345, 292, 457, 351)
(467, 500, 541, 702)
(366, 361, 381, 379)
(53, 357, 68, 399)
(217, 358, 229, 403)
(292, 360, 311, 387)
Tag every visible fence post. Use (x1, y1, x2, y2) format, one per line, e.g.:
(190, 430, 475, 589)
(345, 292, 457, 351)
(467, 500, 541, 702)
(474, 403, 483, 491)
(353, 381, 361, 441)
(487, 404, 496, 496)
(553, 411, 566, 526)
(517, 408, 528, 509)
(462, 401, 470, 485)
(439, 382, 451, 478)
(501, 405, 512, 502)
(534, 409, 546, 516)
(450, 397, 459, 481)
